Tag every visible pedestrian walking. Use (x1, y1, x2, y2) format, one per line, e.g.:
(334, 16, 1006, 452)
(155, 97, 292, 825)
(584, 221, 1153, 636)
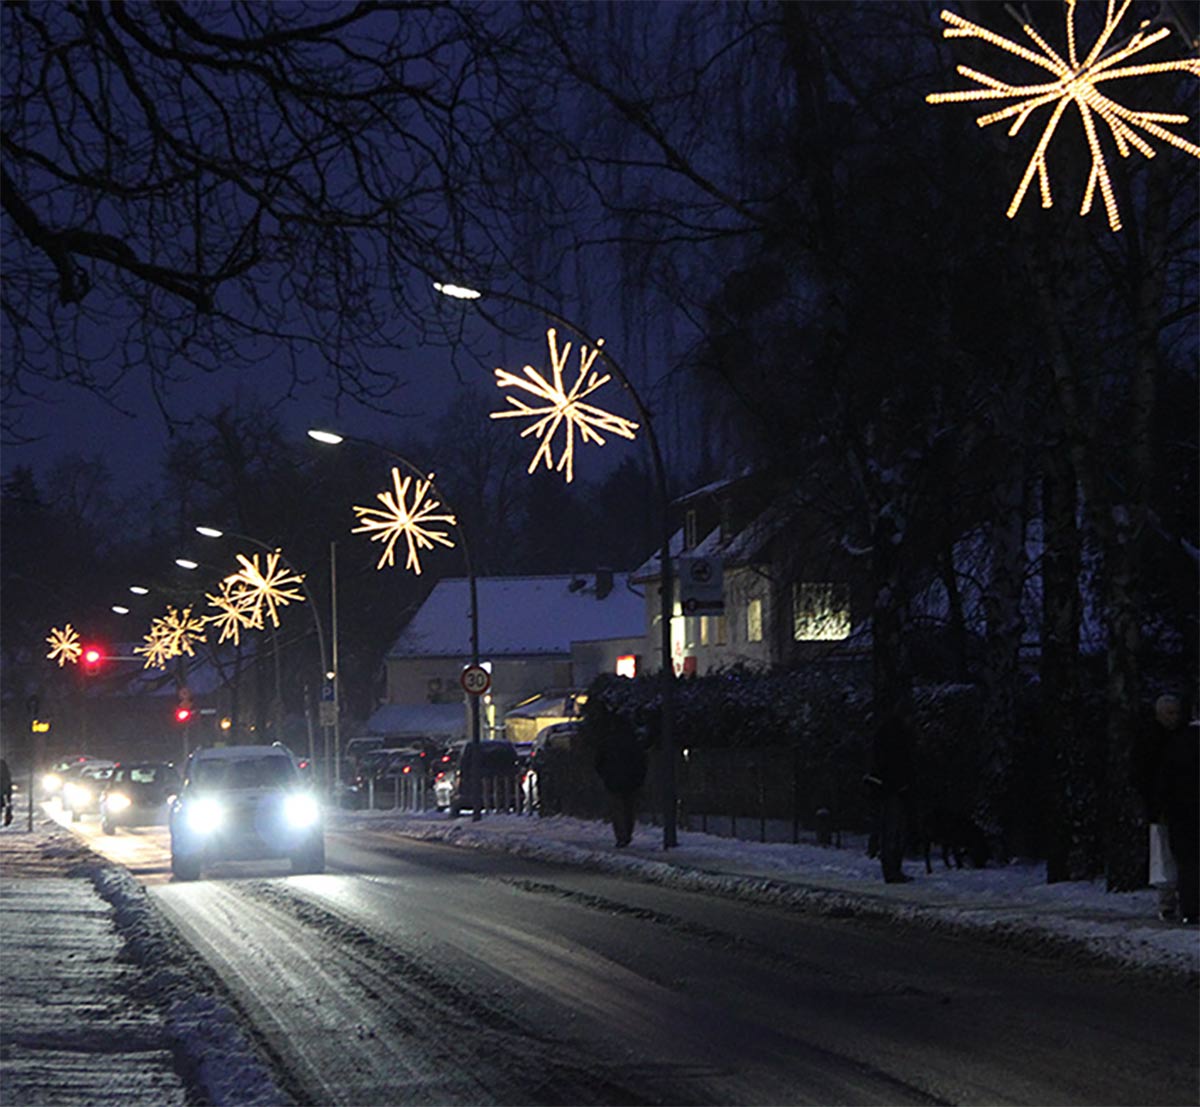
(594, 720, 649, 848)
(1, 757, 12, 827)
(864, 714, 917, 884)
(1134, 693, 1182, 920)
(1161, 716, 1199, 925)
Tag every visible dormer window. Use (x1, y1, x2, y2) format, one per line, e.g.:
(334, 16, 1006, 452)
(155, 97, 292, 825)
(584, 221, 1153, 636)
(684, 508, 699, 550)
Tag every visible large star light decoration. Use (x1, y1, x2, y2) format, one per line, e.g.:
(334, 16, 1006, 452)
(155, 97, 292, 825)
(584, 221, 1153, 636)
(46, 624, 83, 667)
(205, 581, 260, 645)
(491, 328, 639, 483)
(224, 550, 305, 629)
(135, 606, 207, 669)
(927, 0, 1200, 231)
(352, 467, 457, 574)
(135, 624, 175, 671)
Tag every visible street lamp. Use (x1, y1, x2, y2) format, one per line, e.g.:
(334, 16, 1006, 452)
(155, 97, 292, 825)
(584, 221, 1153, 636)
(433, 280, 680, 848)
(195, 526, 331, 774)
(307, 428, 486, 819)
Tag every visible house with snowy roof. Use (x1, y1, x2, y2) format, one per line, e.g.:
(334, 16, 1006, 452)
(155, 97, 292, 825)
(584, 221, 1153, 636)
(632, 473, 873, 678)
(370, 571, 645, 743)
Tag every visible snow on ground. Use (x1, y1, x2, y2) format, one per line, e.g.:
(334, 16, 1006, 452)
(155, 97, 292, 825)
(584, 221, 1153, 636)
(0, 820, 290, 1107)
(336, 807, 1200, 983)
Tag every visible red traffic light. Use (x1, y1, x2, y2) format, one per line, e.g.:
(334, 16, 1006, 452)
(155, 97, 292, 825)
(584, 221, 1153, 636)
(175, 705, 193, 724)
(82, 646, 103, 669)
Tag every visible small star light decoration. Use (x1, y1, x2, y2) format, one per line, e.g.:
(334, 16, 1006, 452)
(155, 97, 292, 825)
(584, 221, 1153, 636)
(224, 550, 305, 629)
(352, 467, 457, 574)
(204, 580, 259, 646)
(491, 327, 639, 483)
(927, 0, 1200, 231)
(46, 624, 83, 667)
(135, 606, 207, 670)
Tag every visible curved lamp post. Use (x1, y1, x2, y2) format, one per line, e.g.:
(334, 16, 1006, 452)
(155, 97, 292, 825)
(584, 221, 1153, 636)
(434, 281, 679, 848)
(195, 526, 331, 771)
(306, 429, 485, 820)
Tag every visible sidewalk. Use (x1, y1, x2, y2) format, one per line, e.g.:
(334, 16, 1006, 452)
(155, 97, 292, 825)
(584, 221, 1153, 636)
(334, 807, 1200, 984)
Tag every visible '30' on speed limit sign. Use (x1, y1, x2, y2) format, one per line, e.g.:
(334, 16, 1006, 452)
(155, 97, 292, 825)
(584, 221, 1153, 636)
(460, 664, 491, 695)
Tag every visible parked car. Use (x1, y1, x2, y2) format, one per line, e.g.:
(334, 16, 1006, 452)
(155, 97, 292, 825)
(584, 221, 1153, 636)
(169, 744, 324, 881)
(100, 762, 180, 834)
(345, 747, 432, 808)
(61, 761, 116, 822)
(443, 740, 520, 817)
(525, 723, 581, 813)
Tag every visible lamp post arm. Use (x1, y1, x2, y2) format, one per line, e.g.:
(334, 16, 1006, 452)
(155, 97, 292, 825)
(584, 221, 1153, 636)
(441, 283, 678, 846)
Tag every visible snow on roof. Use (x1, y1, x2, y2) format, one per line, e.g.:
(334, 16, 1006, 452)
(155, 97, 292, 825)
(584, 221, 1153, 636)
(366, 703, 466, 739)
(387, 574, 644, 659)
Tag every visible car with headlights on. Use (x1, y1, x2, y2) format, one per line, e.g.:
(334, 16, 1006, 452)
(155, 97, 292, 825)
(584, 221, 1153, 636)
(100, 761, 180, 834)
(169, 744, 324, 881)
(61, 761, 116, 822)
(40, 755, 105, 804)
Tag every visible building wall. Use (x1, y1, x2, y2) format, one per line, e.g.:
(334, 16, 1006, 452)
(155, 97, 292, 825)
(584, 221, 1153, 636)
(570, 636, 647, 683)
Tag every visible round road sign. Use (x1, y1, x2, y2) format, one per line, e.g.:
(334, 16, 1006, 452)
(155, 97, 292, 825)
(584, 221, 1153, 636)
(460, 664, 491, 695)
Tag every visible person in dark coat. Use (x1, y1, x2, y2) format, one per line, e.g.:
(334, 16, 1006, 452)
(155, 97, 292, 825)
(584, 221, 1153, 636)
(1161, 718, 1199, 925)
(1134, 693, 1182, 919)
(594, 721, 648, 848)
(864, 714, 917, 884)
(1, 758, 12, 826)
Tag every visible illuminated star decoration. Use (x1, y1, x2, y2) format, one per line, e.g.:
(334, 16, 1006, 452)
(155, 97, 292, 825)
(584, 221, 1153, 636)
(491, 327, 639, 483)
(204, 580, 260, 645)
(224, 550, 305, 628)
(351, 467, 457, 574)
(927, 0, 1200, 231)
(46, 624, 83, 667)
(135, 606, 207, 670)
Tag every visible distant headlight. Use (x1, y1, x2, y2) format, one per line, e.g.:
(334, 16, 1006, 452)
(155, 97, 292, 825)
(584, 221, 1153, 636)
(105, 792, 131, 812)
(184, 796, 225, 834)
(284, 792, 320, 829)
(43, 773, 62, 793)
(63, 782, 89, 806)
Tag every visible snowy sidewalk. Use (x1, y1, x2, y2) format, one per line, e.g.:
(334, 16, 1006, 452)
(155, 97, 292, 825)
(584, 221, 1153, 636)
(334, 808, 1200, 984)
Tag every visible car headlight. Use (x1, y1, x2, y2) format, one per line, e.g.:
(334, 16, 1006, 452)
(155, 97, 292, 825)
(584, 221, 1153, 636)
(43, 773, 62, 793)
(63, 782, 89, 805)
(105, 792, 131, 812)
(283, 792, 320, 829)
(184, 796, 225, 834)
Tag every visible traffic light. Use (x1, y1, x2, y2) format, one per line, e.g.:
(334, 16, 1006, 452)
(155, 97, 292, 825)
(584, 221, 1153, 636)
(81, 645, 104, 673)
(175, 705, 193, 724)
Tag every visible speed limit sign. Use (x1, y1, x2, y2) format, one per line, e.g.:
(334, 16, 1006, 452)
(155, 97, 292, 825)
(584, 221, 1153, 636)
(460, 664, 491, 695)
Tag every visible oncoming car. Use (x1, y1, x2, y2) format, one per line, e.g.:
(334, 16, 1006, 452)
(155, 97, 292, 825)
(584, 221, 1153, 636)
(100, 762, 180, 834)
(169, 745, 324, 881)
(62, 762, 116, 822)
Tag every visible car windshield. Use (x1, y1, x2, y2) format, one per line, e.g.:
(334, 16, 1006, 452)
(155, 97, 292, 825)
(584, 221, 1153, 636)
(192, 756, 295, 790)
(117, 766, 168, 785)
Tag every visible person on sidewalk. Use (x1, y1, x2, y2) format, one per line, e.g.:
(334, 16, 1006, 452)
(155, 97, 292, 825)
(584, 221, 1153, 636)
(1134, 693, 1182, 920)
(1160, 716, 1199, 925)
(1, 757, 12, 827)
(864, 714, 918, 884)
(594, 720, 649, 848)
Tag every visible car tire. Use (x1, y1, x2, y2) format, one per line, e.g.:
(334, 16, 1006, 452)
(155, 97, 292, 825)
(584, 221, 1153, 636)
(171, 852, 201, 881)
(291, 838, 325, 875)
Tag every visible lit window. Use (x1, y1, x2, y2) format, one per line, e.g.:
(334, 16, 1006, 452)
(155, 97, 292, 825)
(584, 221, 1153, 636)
(615, 654, 637, 678)
(700, 616, 710, 646)
(747, 598, 763, 643)
(792, 583, 850, 641)
(714, 615, 727, 646)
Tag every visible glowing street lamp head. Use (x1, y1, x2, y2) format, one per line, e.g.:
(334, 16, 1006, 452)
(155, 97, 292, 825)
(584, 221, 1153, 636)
(129, 586, 149, 595)
(175, 558, 199, 571)
(307, 429, 344, 446)
(433, 281, 482, 300)
(195, 526, 224, 539)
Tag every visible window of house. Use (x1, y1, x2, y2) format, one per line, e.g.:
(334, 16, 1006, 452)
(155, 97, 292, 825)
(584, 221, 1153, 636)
(700, 615, 710, 646)
(714, 614, 727, 645)
(747, 597, 763, 643)
(684, 508, 698, 550)
(792, 583, 851, 641)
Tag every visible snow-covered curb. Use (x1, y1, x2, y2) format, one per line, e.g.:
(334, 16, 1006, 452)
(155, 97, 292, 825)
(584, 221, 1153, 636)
(70, 856, 292, 1106)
